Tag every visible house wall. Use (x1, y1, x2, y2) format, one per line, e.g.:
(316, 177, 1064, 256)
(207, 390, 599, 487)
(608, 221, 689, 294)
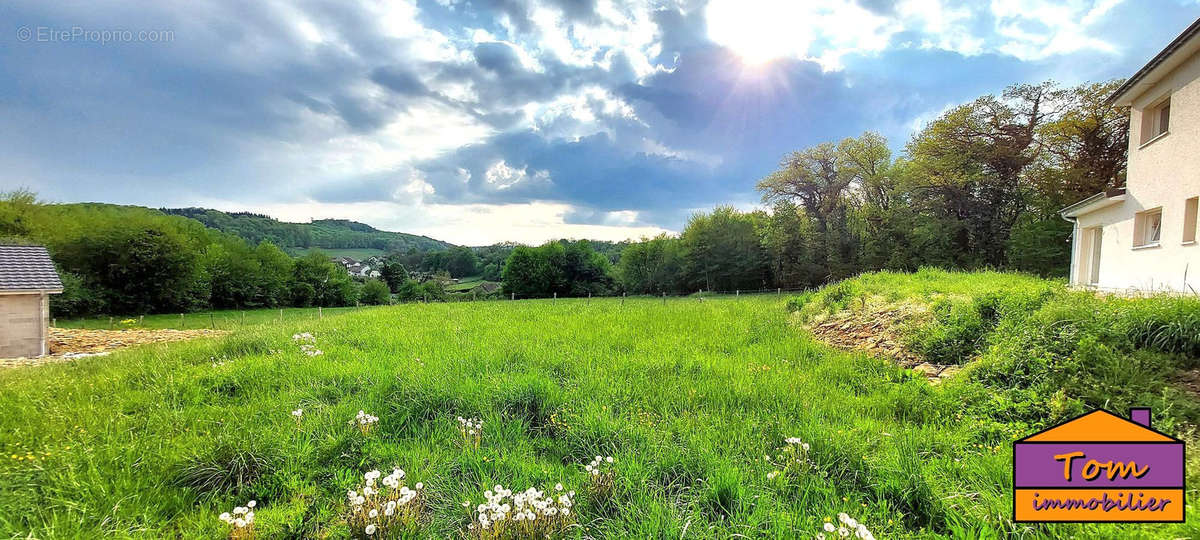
(0, 293, 48, 358)
(1073, 47, 1200, 292)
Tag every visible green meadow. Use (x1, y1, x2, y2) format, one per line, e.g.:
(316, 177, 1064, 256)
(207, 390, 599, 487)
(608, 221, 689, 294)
(2, 272, 1198, 538)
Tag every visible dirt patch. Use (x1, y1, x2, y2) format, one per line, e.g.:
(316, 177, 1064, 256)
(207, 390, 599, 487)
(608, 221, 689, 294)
(803, 303, 960, 384)
(1175, 369, 1200, 399)
(1, 327, 228, 368)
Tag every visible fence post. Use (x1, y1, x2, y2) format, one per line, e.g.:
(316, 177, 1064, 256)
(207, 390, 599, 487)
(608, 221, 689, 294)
(553, 292, 557, 303)
(662, 291, 666, 305)
(736, 289, 739, 297)
(777, 287, 781, 296)
(511, 292, 515, 301)
(108, 316, 113, 329)
(588, 292, 591, 304)
(181, 313, 185, 328)
(279, 309, 283, 323)
(241, 311, 245, 325)
(622, 292, 625, 305)
(52, 318, 56, 328)
(319, 306, 323, 319)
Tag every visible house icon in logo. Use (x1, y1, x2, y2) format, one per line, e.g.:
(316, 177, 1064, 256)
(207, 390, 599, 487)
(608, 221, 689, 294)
(1013, 408, 1185, 522)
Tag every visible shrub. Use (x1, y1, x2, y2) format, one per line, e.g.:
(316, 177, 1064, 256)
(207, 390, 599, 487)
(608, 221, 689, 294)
(359, 279, 391, 305)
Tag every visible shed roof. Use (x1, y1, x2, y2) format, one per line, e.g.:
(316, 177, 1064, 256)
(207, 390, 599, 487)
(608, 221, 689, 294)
(0, 245, 64, 292)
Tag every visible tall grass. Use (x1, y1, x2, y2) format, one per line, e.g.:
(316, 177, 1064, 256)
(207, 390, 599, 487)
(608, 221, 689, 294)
(0, 289, 1195, 538)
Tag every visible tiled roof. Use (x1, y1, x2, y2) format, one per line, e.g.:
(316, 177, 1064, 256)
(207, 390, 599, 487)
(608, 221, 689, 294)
(0, 245, 64, 292)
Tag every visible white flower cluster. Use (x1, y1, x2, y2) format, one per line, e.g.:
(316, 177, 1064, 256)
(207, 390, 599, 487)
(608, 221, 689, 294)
(456, 416, 482, 448)
(217, 500, 256, 539)
(584, 455, 616, 496)
(347, 468, 424, 537)
(466, 483, 575, 538)
(584, 455, 614, 476)
(767, 438, 821, 482)
(817, 513, 875, 540)
(291, 408, 303, 425)
(210, 355, 227, 368)
(350, 410, 379, 434)
(292, 332, 323, 356)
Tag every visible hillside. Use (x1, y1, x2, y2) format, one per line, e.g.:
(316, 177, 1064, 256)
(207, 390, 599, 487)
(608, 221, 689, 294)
(162, 207, 453, 253)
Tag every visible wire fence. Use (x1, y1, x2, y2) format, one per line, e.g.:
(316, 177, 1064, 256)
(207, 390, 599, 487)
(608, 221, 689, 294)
(51, 287, 815, 330)
(427, 285, 815, 304)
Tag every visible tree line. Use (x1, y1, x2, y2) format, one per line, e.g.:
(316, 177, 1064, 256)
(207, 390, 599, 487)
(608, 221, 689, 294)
(504, 80, 1129, 296)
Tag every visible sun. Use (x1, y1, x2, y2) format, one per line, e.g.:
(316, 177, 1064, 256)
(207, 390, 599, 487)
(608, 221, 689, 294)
(705, 0, 812, 66)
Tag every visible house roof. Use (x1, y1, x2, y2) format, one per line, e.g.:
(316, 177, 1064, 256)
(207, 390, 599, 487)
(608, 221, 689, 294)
(1059, 187, 1126, 218)
(1109, 16, 1200, 106)
(0, 245, 64, 292)
(1017, 409, 1177, 443)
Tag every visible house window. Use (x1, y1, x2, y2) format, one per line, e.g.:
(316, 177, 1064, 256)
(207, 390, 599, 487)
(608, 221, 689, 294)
(1141, 96, 1171, 144)
(1133, 208, 1163, 247)
(1185, 197, 1198, 244)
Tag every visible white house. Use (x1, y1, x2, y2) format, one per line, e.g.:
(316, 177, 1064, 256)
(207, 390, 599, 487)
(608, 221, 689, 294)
(1062, 18, 1200, 293)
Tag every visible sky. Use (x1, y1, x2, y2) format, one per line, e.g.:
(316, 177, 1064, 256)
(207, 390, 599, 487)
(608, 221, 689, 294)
(2, 0, 1199, 246)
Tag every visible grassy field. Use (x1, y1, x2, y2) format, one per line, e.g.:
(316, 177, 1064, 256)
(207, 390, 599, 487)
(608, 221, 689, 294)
(2, 276, 1197, 538)
(54, 306, 377, 330)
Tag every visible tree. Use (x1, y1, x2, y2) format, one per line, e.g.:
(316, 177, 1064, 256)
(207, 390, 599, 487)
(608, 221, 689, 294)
(380, 254, 410, 293)
(202, 240, 263, 309)
(501, 241, 613, 298)
(394, 279, 424, 302)
(360, 279, 391, 305)
(56, 224, 206, 314)
(1035, 80, 1129, 208)
(904, 82, 1060, 267)
(290, 251, 357, 307)
(616, 234, 684, 294)
(759, 202, 823, 288)
(679, 207, 770, 292)
(254, 242, 293, 307)
(757, 138, 860, 279)
(501, 245, 556, 298)
(445, 247, 480, 277)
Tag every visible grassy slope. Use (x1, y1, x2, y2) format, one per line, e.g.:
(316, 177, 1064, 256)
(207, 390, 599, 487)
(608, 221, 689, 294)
(445, 276, 495, 292)
(0, 292, 1195, 538)
(794, 268, 1200, 431)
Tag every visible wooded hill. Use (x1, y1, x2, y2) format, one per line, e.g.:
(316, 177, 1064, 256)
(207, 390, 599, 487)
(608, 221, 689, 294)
(162, 207, 453, 253)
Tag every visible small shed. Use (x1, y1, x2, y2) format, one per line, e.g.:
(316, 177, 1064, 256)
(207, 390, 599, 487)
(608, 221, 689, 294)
(0, 245, 63, 358)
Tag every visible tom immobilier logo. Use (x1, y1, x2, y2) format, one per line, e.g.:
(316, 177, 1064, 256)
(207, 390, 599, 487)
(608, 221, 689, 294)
(1013, 408, 1184, 523)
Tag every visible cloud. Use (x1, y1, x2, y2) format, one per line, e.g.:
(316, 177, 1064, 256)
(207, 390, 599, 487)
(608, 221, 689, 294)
(1, 0, 1196, 245)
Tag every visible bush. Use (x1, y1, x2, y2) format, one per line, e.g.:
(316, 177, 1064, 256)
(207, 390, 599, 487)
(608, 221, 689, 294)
(359, 279, 391, 305)
(49, 270, 101, 317)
